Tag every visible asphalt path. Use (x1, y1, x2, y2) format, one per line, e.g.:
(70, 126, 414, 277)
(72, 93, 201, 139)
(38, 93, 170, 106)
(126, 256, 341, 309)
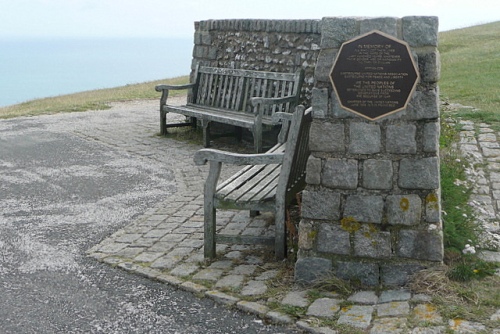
(0, 102, 297, 334)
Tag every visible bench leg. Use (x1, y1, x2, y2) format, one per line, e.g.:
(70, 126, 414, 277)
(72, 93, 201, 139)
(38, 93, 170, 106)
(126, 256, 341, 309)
(204, 161, 221, 259)
(202, 119, 211, 148)
(160, 110, 168, 135)
(275, 208, 286, 260)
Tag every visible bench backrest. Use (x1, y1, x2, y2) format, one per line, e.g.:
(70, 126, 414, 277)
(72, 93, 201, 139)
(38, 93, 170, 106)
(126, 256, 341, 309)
(191, 66, 304, 117)
(275, 106, 312, 205)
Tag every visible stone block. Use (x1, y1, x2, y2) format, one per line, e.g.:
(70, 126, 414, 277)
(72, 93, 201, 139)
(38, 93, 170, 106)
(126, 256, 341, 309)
(312, 88, 328, 119)
(423, 122, 440, 153)
(335, 261, 379, 286)
(295, 257, 332, 284)
(402, 16, 439, 47)
(362, 159, 393, 190)
(331, 91, 356, 118)
(305, 156, 321, 185)
(386, 194, 422, 226)
(298, 220, 314, 250)
(314, 48, 337, 83)
(386, 124, 417, 154)
(322, 158, 358, 189)
(320, 17, 359, 49)
(360, 17, 398, 36)
(302, 188, 341, 220)
(407, 88, 440, 120)
(349, 122, 381, 154)
(399, 157, 440, 189)
(354, 225, 392, 258)
(344, 195, 384, 224)
(306, 298, 341, 317)
(309, 122, 345, 152)
(418, 50, 440, 83)
(380, 263, 425, 286)
(425, 191, 441, 223)
(317, 223, 351, 255)
(396, 229, 443, 261)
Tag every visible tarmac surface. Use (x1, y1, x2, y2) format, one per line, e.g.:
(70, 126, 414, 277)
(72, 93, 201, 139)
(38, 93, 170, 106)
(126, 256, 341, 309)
(0, 97, 298, 334)
(2, 97, 500, 333)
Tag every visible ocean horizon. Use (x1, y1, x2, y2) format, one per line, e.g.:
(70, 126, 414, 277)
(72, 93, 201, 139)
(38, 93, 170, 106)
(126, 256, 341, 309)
(0, 37, 193, 107)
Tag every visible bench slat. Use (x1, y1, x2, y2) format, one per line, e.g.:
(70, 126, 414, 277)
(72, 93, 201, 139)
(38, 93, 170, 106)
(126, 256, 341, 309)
(221, 164, 280, 203)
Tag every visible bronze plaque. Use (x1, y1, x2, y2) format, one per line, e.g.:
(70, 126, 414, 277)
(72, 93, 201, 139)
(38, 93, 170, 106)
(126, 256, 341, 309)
(330, 30, 419, 120)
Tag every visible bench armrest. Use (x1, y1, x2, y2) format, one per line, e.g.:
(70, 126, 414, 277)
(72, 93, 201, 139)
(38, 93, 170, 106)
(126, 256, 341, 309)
(156, 83, 196, 109)
(194, 148, 284, 166)
(155, 83, 195, 92)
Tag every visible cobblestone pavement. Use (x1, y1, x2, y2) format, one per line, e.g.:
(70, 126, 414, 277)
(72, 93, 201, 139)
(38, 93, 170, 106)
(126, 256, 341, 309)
(88, 99, 500, 333)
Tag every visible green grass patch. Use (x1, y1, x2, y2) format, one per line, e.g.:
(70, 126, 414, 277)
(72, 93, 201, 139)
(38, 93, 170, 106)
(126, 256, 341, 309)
(439, 21, 500, 121)
(0, 76, 189, 119)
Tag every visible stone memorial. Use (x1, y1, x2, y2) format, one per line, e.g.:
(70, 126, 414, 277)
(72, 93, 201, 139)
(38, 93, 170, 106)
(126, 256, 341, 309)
(191, 16, 442, 287)
(297, 16, 442, 287)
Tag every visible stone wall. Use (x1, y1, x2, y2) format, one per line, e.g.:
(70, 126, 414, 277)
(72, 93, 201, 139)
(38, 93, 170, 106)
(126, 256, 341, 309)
(296, 16, 442, 287)
(192, 19, 322, 103)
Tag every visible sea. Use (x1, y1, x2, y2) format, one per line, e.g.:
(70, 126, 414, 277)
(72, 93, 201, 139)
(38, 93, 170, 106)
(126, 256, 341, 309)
(0, 37, 193, 107)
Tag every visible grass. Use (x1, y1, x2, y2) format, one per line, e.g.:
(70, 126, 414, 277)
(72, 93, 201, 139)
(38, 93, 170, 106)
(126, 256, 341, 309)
(439, 21, 500, 123)
(0, 76, 189, 119)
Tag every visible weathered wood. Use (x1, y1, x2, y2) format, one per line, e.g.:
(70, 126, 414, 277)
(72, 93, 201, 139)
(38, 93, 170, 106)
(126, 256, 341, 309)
(155, 65, 304, 152)
(194, 106, 312, 260)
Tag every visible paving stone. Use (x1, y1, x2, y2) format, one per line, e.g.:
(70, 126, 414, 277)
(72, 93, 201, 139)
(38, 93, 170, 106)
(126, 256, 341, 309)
(241, 280, 267, 296)
(370, 317, 407, 334)
(377, 301, 410, 317)
(411, 304, 443, 325)
(236, 301, 269, 317)
(215, 275, 244, 289)
(306, 298, 341, 317)
(281, 290, 310, 308)
(348, 291, 378, 305)
(225, 251, 243, 259)
(411, 294, 433, 303)
(115, 233, 143, 243)
(207, 260, 233, 269)
(150, 255, 181, 270)
(410, 326, 446, 333)
(378, 290, 411, 303)
(255, 269, 279, 281)
(337, 305, 373, 329)
(230, 264, 257, 275)
(448, 319, 486, 332)
(169, 263, 199, 277)
(205, 290, 239, 306)
(133, 251, 164, 263)
(265, 311, 293, 325)
(115, 247, 145, 258)
(180, 281, 208, 294)
(296, 321, 338, 334)
(192, 268, 224, 282)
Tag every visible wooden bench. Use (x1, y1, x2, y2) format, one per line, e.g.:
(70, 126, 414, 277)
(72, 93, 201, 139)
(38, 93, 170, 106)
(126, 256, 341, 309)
(155, 65, 304, 152)
(193, 105, 312, 260)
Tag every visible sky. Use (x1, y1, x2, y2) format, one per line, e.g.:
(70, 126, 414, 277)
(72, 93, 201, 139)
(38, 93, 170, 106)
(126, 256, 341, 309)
(0, 0, 498, 39)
